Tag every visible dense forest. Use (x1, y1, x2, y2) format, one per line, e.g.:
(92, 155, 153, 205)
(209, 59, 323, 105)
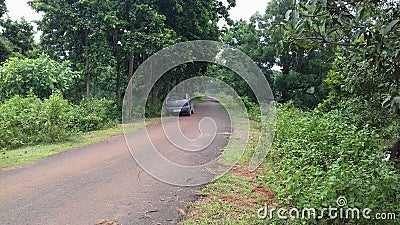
(1, 0, 399, 223)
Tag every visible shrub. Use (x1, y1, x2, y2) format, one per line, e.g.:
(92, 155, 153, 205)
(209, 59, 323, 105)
(0, 95, 42, 148)
(41, 93, 71, 141)
(0, 93, 70, 149)
(0, 55, 78, 102)
(0, 93, 119, 151)
(145, 100, 163, 118)
(241, 96, 261, 121)
(264, 103, 399, 224)
(68, 98, 118, 132)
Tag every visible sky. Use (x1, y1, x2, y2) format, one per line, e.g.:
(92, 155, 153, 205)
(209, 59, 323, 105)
(5, 0, 43, 23)
(226, 0, 268, 21)
(5, 0, 269, 25)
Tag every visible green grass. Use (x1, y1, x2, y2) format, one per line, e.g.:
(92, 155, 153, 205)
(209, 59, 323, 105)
(0, 118, 160, 170)
(182, 166, 273, 225)
(181, 121, 275, 225)
(192, 94, 206, 104)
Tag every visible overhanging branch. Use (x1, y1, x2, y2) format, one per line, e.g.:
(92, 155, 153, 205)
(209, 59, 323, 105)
(291, 37, 364, 47)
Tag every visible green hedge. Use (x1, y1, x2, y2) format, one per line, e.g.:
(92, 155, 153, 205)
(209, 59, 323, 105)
(0, 55, 78, 101)
(265, 103, 399, 224)
(0, 94, 70, 149)
(68, 98, 118, 132)
(0, 94, 118, 151)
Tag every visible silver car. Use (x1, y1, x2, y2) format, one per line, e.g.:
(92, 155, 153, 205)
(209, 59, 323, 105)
(164, 93, 194, 116)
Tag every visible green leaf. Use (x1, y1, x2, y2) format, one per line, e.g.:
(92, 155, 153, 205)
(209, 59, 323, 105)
(285, 10, 292, 21)
(382, 95, 392, 108)
(382, 19, 399, 35)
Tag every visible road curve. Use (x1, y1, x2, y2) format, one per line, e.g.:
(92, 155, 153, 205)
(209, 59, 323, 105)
(0, 99, 231, 225)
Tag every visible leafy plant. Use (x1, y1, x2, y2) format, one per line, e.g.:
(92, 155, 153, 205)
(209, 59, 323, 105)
(382, 93, 400, 115)
(68, 98, 118, 132)
(41, 93, 71, 141)
(265, 103, 400, 224)
(0, 55, 78, 102)
(0, 93, 70, 150)
(0, 93, 118, 151)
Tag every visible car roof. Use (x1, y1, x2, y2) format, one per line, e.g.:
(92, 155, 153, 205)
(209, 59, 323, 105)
(168, 93, 188, 99)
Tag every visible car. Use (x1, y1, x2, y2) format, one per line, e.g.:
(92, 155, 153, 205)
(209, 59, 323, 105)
(164, 93, 194, 116)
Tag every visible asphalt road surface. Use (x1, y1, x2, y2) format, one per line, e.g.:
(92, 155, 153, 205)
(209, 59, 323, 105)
(0, 99, 231, 225)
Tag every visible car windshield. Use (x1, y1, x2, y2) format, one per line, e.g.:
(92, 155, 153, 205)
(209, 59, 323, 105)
(168, 93, 187, 101)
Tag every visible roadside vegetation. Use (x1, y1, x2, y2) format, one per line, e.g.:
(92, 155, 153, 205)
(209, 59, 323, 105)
(0, 0, 399, 224)
(182, 101, 400, 224)
(0, 117, 159, 169)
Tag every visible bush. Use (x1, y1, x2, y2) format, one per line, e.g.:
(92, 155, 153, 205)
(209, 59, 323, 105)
(0, 93, 70, 149)
(0, 55, 78, 102)
(42, 93, 71, 141)
(145, 100, 163, 118)
(241, 96, 261, 121)
(264, 103, 399, 224)
(68, 98, 118, 132)
(0, 94, 118, 150)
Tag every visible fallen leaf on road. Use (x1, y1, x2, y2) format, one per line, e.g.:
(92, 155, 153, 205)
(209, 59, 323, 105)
(176, 207, 186, 215)
(98, 219, 120, 225)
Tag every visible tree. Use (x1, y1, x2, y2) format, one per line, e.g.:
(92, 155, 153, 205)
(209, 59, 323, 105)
(0, 36, 12, 62)
(255, 0, 334, 108)
(0, 0, 6, 18)
(216, 0, 334, 108)
(0, 1, 11, 62)
(0, 18, 36, 56)
(29, 0, 235, 110)
(29, 0, 116, 100)
(280, 0, 400, 110)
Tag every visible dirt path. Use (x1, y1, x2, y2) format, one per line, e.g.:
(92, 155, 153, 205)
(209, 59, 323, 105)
(0, 99, 231, 225)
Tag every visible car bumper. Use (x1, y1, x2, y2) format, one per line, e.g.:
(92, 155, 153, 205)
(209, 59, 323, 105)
(165, 106, 190, 114)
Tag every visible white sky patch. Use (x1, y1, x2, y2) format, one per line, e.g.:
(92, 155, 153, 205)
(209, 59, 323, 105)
(5, 0, 43, 42)
(218, 0, 269, 28)
(6, 0, 270, 24)
(5, 0, 42, 22)
(229, 0, 269, 21)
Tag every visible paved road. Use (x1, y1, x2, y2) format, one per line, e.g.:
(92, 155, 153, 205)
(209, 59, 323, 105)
(0, 99, 231, 225)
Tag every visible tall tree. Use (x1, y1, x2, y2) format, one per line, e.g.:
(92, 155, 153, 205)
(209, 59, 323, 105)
(29, 0, 120, 100)
(0, 1, 11, 62)
(29, 0, 235, 108)
(256, 0, 334, 108)
(1, 18, 36, 56)
(279, 0, 400, 111)
(216, 0, 334, 108)
(0, 0, 6, 17)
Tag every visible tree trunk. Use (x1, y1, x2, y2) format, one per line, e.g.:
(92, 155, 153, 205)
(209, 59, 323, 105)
(84, 29, 91, 100)
(128, 22, 135, 82)
(125, 21, 135, 122)
(151, 87, 158, 108)
(113, 28, 122, 107)
(281, 54, 291, 102)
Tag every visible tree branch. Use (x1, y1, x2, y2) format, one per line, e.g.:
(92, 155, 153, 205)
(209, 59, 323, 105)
(291, 36, 360, 47)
